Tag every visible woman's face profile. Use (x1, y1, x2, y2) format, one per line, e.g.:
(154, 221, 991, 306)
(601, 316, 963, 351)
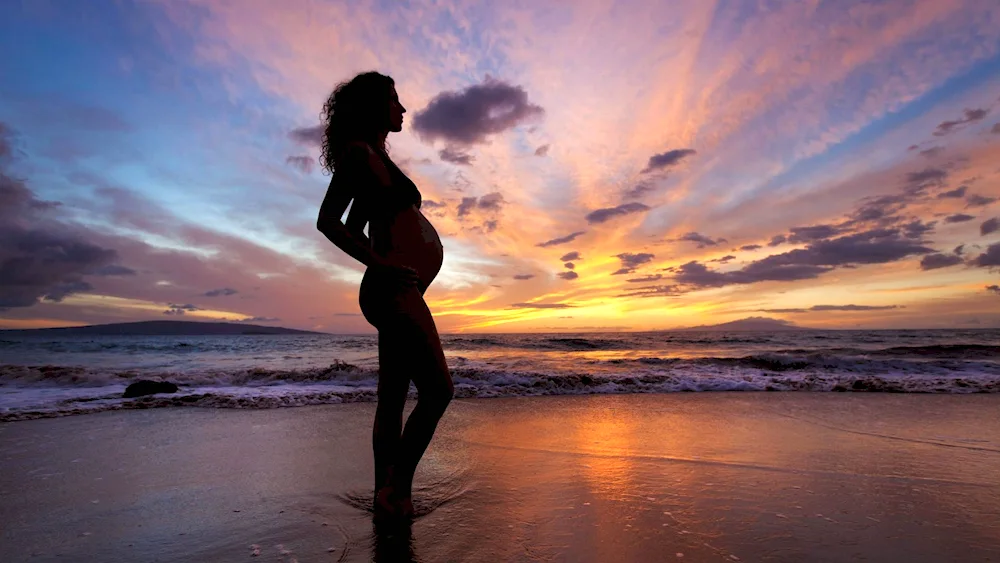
(388, 85, 406, 132)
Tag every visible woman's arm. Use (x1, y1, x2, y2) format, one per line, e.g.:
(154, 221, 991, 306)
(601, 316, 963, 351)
(316, 142, 394, 268)
(316, 177, 384, 267)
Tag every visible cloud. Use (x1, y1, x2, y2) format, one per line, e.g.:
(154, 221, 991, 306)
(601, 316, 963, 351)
(678, 232, 726, 248)
(944, 213, 976, 224)
(420, 199, 447, 210)
(285, 155, 314, 174)
(289, 125, 323, 146)
(903, 167, 948, 195)
(558, 271, 579, 280)
(673, 229, 933, 288)
(617, 284, 683, 298)
(439, 147, 474, 165)
(513, 274, 534, 280)
(932, 108, 990, 136)
(0, 123, 10, 159)
(457, 192, 505, 217)
(164, 303, 201, 316)
(622, 182, 656, 200)
(238, 316, 280, 322)
(987, 285, 1000, 295)
(954, 244, 965, 256)
(937, 186, 967, 199)
(982, 217, 999, 236)
(563, 262, 575, 270)
(787, 223, 845, 243)
(559, 251, 581, 262)
(969, 243, 1000, 268)
(967, 194, 998, 208)
(918, 146, 944, 159)
(901, 219, 936, 239)
(761, 304, 900, 313)
(536, 231, 586, 248)
(712, 255, 736, 263)
(585, 202, 650, 224)
(993, 124, 1000, 135)
(768, 235, 786, 247)
(920, 253, 963, 270)
(611, 252, 655, 275)
(205, 287, 239, 297)
(510, 302, 574, 309)
(626, 274, 663, 283)
(740, 244, 762, 251)
(410, 77, 544, 146)
(0, 167, 122, 308)
(90, 264, 136, 276)
(534, 144, 549, 157)
(640, 149, 696, 174)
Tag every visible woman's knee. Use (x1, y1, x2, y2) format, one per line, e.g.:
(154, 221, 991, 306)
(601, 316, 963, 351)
(419, 380, 453, 411)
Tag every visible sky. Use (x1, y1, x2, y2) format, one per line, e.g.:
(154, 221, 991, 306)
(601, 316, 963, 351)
(1, 0, 999, 333)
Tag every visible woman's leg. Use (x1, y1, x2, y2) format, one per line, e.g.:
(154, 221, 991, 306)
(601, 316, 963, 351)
(373, 330, 410, 495)
(381, 287, 454, 500)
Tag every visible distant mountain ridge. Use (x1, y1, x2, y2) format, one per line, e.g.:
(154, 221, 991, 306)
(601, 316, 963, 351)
(677, 316, 810, 331)
(0, 320, 323, 336)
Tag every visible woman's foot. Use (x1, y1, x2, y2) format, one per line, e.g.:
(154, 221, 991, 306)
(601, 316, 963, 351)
(373, 484, 413, 520)
(373, 485, 398, 519)
(396, 494, 414, 518)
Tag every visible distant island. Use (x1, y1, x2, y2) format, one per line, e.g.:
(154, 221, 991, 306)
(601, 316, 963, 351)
(0, 320, 324, 336)
(676, 316, 811, 331)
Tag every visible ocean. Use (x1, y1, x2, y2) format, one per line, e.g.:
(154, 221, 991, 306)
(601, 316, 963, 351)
(1, 329, 998, 421)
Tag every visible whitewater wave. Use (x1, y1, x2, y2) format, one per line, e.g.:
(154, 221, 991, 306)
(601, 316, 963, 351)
(2, 352, 998, 421)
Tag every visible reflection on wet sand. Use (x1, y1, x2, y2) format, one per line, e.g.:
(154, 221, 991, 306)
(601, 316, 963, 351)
(447, 394, 1000, 562)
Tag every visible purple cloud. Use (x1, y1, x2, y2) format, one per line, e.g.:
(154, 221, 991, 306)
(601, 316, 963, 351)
(970, 243, 1000, 268)
(411, 78, 544, 146)
(933, 108, 989, 136)
(920, 253, 963, 270)
(679, 232, 726, 248)
(981, 217, 999, 236)
(285, 155, 314, 174)
(640, 149, 696, 174)
(611, 252, 655, 275)
(439, 147, 474, 165)
(944, 213, 976, 224)
(585, 202, 650, 224)
(537, 231, 586, 248)
(967, 194, 998, 208)
(205, 287, 238, 297)
(289, 125, 324, 146)
(937, 186, 967, 199)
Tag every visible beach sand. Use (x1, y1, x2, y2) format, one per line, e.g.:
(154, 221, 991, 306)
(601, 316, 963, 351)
(2, 393, 999, 562)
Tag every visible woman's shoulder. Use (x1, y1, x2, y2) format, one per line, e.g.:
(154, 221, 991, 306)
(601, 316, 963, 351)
(340, 141, 391, 186)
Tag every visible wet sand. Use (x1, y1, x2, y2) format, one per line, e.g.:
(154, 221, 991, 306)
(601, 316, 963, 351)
(2, 393, 999, 562)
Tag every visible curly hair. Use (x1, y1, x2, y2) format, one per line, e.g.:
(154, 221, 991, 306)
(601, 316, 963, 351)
(319, 71, 395, 175)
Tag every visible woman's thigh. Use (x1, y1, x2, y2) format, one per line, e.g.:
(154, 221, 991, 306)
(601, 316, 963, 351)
(362, 274, 451, 393)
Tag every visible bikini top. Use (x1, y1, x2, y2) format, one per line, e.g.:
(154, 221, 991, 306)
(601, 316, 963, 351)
(339, 143, 421, 215)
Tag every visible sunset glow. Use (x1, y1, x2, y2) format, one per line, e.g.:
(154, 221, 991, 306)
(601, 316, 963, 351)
(1, 0, 998, 332)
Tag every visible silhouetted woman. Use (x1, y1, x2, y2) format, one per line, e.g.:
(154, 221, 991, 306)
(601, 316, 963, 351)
(316, 72, 453, 520)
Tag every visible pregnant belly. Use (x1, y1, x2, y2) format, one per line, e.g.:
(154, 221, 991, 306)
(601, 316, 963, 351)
(371, 207, 444, 289)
